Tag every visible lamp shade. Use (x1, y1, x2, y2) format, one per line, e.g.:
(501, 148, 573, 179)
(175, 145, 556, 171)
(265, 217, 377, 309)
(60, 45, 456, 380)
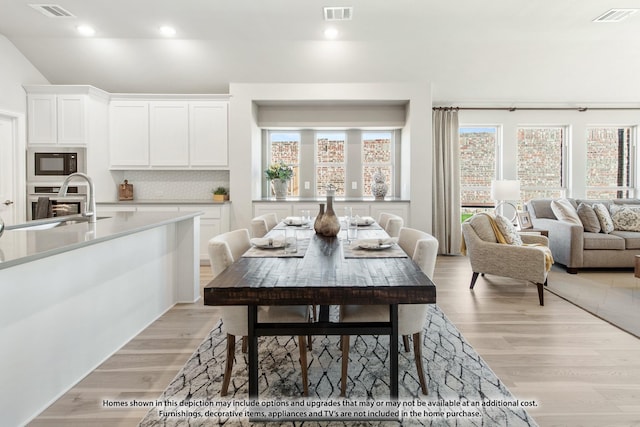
(490, 180, 521, 200)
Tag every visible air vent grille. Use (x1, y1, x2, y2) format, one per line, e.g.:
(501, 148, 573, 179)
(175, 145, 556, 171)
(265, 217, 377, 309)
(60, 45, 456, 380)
(323, 6, 353, 21)
(29, 4, 75, 18)
(593, 8, 638, 23)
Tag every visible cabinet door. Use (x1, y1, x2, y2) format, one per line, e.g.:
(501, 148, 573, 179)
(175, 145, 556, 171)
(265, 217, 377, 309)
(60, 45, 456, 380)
(109, 101, 149, 167)
(189, 102, 228, 167)
(150, 101, 189, 166)
(27, 94, 57, 145)
(57, 95, 86, 145)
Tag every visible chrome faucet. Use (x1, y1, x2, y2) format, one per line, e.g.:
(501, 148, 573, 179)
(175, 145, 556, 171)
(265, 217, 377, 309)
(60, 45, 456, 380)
(58, 172, 97, 223)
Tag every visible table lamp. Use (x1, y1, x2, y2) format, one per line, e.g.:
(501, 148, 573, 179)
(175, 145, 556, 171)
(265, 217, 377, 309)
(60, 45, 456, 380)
(491, 179, 520, 221)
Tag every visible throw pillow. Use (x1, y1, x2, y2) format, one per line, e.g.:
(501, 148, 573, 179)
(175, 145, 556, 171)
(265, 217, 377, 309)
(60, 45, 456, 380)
(593, 203, 614, 233)
(609, 205, 640, 232)
(576, 203, 601, 233)
(550, 198, 582, 225)
(494, 214, 523, 245)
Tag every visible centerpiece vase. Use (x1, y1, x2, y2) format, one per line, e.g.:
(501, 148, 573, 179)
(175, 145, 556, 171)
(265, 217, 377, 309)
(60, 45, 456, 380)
(271, 178, 288, 200)
(314, 203, 325, 234)
(318, 193, 340, 237)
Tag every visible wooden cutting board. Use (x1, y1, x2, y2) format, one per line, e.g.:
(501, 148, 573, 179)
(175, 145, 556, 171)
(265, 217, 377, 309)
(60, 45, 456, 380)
(118, 180, 133, 201)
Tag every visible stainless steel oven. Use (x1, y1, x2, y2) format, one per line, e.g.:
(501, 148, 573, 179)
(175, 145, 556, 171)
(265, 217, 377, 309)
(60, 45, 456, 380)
(27, 186, 86, 220)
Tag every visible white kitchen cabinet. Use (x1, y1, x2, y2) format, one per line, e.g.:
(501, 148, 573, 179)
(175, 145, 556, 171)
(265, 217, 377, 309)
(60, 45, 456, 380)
(109, 101, 150, 167)
(189, 102, 228, 167)
(253, 203, 292, 222)
(150, 101, 189, 166)
(27, 93, 86, 146)
(108, 96, 229, 170)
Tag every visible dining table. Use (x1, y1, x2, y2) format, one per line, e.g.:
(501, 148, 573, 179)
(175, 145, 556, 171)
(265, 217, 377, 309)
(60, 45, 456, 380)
(203, 218, 437, 400)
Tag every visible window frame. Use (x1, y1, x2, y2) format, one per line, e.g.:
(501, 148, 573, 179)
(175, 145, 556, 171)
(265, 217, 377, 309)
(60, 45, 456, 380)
(361, 131, 395, 198)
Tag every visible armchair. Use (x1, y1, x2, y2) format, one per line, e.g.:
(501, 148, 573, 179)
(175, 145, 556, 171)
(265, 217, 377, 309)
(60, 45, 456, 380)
(461, 214, 550, 306)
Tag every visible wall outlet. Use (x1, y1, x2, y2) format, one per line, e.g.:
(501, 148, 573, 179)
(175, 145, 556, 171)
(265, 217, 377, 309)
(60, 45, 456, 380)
(351, 181, 357, 190)
(304, 181, 310, 190)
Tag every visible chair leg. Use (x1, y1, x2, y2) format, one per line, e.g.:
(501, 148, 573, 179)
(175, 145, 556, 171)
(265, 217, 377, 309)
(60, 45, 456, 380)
(412, 332, 428, 395)
(544, 278, 548, 287)
(402, 335, 410, 353)
(241, 336, 247, 353)
(221, 333, 236, 396)
(297, 336, 309, 396)
(537, 282, 544, 306)
(470, 272, 480, 289)
(340, 335, 350, 397)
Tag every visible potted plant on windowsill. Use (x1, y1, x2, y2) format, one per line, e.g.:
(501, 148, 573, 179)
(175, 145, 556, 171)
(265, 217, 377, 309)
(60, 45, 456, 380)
(265, 161, 294, 200)
(212, 186, 229, 202)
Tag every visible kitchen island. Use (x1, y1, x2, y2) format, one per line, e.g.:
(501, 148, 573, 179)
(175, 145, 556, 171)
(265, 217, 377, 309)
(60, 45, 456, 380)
(0, 211, 201, 427)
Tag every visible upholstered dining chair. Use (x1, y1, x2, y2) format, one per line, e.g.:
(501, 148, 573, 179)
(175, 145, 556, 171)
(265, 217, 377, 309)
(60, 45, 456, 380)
(339, 227, 438, 396)
(461, 213, 551, 306)
(250, 213, 279, 238)
(208, 228, 310, 396)
(377, 212, 404, 238)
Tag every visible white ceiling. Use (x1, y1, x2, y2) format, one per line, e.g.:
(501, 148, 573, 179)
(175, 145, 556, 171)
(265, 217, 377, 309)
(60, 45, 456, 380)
(1, 0, 640, 103)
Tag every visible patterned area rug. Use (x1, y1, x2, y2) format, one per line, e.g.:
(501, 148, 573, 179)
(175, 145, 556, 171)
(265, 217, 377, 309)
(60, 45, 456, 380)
(139, 305, 537, 426)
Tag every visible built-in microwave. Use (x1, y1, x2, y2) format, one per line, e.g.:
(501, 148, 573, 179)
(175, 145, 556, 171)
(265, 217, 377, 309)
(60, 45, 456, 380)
(34, 152, 78, 176)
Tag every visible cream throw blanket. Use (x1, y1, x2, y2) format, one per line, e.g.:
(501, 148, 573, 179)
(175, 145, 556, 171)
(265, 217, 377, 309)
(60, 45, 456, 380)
(462, 213, 554, 272)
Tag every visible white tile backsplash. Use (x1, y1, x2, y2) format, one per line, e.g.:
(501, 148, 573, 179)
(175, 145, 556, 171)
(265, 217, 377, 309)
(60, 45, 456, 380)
(122, 170, 229, 200)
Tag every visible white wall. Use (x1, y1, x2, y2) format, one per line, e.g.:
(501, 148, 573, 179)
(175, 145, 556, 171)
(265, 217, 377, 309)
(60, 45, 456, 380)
(0, 35, 48, 113)
(229, 82, 433, 233)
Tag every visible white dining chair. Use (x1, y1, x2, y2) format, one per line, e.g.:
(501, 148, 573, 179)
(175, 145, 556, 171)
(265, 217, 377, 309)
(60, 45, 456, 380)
(339, 226, 438, 396)
(208, 228, 310, 396)
(250, 213, 279, 238)
(377, 212, 404, 238)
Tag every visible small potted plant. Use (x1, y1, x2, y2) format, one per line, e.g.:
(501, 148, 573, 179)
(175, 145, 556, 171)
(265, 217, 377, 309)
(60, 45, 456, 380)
(212, 186, 229, 202)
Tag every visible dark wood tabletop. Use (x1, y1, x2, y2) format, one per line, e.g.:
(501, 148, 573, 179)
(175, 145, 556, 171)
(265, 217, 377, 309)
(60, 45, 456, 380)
(203, 231, 437, 307)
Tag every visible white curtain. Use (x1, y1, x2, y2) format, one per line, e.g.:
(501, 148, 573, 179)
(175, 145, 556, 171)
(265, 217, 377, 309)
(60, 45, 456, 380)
(432, 109, 461, 254)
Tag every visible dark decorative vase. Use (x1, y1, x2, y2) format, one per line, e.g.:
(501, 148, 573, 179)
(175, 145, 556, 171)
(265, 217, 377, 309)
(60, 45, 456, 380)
(318, 192, 341, 237)
(314, 203, 325, 234)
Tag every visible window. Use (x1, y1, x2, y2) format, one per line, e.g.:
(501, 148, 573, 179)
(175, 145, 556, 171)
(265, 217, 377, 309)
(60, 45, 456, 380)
(586, 127, 634, 199)
(362, 131, 393, 197)
(268, 131, 300, 196)
(517, 127, 566, 201)
(315, 132, 346, 196)
(459, 127, 498, 220)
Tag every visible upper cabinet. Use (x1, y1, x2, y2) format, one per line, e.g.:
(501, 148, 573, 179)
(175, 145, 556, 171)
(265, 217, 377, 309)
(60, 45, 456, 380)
(25, 86, 109, 147)
(108, 95, 229, 170)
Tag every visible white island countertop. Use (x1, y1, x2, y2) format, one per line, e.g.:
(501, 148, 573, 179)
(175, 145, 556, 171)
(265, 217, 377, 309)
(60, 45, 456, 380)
(0, 211, 201, 270)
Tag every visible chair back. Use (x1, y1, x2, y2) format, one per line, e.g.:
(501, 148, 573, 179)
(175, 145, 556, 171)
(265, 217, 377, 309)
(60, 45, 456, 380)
(398, 227, 438, 278)
(251, 213, 279, 237)
(378, 212, 404, 238)
(208, 229, 251, 278)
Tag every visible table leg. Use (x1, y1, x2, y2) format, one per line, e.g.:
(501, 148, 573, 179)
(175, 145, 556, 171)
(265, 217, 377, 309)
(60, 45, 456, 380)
(390, 304, 398, 399)
(248, 305, 258, 399)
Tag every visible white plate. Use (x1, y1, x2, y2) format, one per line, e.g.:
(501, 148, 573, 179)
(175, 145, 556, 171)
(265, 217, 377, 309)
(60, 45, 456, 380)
(251, 238, 285, 248)
(357, 243, 393, 250)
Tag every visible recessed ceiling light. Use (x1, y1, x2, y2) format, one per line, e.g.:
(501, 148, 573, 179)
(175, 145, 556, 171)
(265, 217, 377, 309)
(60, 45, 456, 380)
(159, 26, 176, 37)
(76, 25, 95, 36)
(324, 27, 339, 39)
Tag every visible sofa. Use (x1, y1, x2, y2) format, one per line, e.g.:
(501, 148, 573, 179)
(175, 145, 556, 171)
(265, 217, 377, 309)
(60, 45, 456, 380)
(526, 198, 640, 273)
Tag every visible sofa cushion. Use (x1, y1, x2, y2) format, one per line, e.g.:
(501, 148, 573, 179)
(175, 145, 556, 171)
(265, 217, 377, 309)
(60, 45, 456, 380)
(610, 231, 640, 249)
(527, 198, 556, 219)
(551, 198, 582, 225)
(610, 205, 640, 231)
(593, 203, 615, 233)
(495, 214, 523, 245)
(577, 203, 601, 233)
(583, 232, 625, 250)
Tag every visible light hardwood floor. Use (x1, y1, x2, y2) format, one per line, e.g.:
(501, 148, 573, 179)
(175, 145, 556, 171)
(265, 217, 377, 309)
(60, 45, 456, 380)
(29, 256, 640, 426)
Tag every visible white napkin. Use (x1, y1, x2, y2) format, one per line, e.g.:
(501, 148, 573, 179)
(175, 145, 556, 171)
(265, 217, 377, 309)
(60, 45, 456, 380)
(250, 237, 285, 248)
(284, 216, 305, 225)
(354, 237, 397, 249)
(351, 215, 375, 226)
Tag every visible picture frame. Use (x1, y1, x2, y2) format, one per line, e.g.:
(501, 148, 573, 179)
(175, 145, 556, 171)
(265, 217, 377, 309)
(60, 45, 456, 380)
(517, 211, 533, 229)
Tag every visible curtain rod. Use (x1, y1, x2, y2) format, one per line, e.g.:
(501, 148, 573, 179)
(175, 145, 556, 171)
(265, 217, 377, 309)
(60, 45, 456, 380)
(433, 106, 640, 112)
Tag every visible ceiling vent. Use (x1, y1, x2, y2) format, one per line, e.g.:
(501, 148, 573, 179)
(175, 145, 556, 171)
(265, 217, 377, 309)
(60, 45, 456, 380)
(29, 4, 75, 18)
(323, 6, 353, 21)
(593, 8, 638, 23)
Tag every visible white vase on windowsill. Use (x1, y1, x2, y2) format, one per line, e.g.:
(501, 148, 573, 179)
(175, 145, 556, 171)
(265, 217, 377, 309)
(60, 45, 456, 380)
(271, 178, 289, 200)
